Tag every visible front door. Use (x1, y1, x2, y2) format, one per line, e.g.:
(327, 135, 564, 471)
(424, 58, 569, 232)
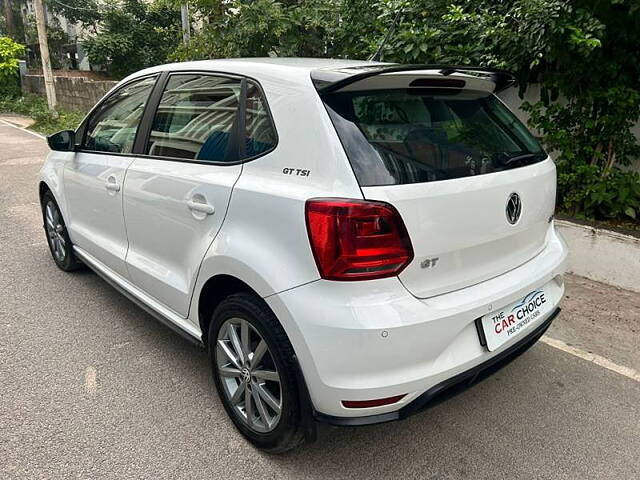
(64, 75, 157, 278)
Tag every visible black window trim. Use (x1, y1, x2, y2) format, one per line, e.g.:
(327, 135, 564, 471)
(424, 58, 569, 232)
(132, 70, 170, 155)
(135, 69, 279, 167)
(74, 69, 279, 167)
(75, 72, 162, 156)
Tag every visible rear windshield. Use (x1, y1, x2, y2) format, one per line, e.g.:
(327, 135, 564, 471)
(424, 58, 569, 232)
(322, 89, 546, 186)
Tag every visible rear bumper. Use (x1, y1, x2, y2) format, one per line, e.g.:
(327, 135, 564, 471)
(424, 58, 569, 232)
(266, 223, 568, 418)
(315, 307, 560, 426)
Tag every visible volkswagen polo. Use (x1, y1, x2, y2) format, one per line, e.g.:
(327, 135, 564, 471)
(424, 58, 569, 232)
(39, 58, 567, 452)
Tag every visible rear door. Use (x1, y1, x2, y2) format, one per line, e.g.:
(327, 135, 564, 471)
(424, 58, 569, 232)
(122, 73, 277, 317)
(64, 75, 157, 278)
(322, 80, 555, 298)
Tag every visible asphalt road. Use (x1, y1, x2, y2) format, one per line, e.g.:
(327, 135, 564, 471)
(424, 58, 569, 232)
(1, 120, 639, 479)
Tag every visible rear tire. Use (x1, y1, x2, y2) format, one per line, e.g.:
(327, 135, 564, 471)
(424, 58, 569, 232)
(41, 190, 83, 272)
(208, 293, 305, 453)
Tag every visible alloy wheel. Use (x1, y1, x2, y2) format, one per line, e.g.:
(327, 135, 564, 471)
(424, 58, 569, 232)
(216, 318, 282, 433)
(45, 201, 66, 262)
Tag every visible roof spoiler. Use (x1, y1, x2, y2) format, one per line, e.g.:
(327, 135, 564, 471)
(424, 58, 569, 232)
(312, 64, 515, 94)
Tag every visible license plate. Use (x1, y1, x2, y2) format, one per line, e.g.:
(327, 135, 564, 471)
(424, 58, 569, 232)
(480, 287, 552, 351)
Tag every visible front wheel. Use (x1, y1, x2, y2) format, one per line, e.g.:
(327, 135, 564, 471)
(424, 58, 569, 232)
(208, 293, 305, 453)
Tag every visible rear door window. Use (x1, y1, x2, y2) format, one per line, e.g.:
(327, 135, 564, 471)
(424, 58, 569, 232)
(146, 74, 242, 162)
(323, 89, 546, 186)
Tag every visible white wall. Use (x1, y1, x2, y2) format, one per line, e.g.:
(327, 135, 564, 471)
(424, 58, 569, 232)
(498, 84, 542, 129)
(556, 220, 640, 293)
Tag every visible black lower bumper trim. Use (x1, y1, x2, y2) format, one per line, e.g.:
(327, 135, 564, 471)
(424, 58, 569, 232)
(315, 307, 561, 427)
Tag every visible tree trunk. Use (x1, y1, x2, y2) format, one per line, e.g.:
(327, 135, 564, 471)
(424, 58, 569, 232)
(590, 142, 603, 166)
(601, 138, 616, 177)
(3, 0, 15, 39)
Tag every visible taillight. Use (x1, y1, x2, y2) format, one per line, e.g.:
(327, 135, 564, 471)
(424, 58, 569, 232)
(305, 198, 414, 281)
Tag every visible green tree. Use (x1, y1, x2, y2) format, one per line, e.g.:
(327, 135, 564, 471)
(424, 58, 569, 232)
(47, 0, 102, 29)
(170, 0, 342, 60)
(81, 0, 182, 77)
(23, 14, 71, 69)
(0, 36, 24, 97)
(0, 0, 27, 42)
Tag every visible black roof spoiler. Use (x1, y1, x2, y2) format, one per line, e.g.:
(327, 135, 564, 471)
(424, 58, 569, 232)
(312, 64, 515, 94)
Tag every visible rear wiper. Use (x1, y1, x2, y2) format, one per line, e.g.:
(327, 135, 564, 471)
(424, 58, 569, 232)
(502, 152, 543, 166)
(370, 141, 450, 176)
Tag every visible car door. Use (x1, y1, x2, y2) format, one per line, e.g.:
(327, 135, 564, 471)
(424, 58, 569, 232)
(122, 73, 277, 317)
(64, 75, 158, 278)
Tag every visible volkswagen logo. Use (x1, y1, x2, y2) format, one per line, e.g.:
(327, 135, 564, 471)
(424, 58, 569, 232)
(506, 192, 522, 225)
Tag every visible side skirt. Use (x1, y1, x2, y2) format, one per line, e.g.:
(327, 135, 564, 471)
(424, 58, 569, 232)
(73, 246, 204, 348)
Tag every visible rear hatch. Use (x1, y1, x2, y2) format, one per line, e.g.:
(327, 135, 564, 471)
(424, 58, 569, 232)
(316, 66, 555, 298)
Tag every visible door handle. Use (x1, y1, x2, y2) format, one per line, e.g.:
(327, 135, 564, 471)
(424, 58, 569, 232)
(105, 175, 121, 192)
(187, 199, 215, 215)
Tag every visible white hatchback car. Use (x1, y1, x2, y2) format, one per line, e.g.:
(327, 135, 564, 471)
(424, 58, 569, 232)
(40, 58, 567, 452)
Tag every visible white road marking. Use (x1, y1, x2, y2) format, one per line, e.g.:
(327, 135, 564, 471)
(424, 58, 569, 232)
(84, 366, 97, 395)
(1, 156, 45, 166)
(0, 119, 46, 139)
(541, 335, 640, 383)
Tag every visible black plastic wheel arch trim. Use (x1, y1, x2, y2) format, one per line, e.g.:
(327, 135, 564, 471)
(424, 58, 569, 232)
(314, 307, 560, 427)
(292, 355, 319, 443)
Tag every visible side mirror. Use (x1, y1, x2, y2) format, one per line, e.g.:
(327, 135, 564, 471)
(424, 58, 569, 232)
(47, 130, 76, 152)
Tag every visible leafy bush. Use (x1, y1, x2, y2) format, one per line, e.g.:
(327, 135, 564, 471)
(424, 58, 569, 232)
(30, 109, 86, 136)
(0, 36, 25, 97)
(524, 86, 640, 220)
(0, 94, 44, 116)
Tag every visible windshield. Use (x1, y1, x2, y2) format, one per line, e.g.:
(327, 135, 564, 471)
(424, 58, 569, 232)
(323, 89, 546, 186)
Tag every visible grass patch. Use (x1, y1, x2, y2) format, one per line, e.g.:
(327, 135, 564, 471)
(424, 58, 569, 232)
(31, 110, 87, 136)
(0, 94, 86, 136)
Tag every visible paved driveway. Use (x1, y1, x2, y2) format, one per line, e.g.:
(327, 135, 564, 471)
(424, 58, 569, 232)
(1, 120, 639, 479)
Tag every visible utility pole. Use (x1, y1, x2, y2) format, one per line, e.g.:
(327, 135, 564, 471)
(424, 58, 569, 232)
(181, 4, 191, 45)
(3, 0, 15, 38)
(33, 0, 57, 110)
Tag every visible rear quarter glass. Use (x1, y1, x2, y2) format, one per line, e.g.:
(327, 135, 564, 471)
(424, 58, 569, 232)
(322, 89, 546, 187)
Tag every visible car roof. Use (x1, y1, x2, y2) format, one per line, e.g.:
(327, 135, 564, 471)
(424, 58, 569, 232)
(190, 57, 379, 70)
(125, 57, 383, 84)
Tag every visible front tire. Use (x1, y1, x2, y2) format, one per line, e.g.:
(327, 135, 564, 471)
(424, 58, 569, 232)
(41, 190, 83, 272)
(208, 293, 304, 453)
